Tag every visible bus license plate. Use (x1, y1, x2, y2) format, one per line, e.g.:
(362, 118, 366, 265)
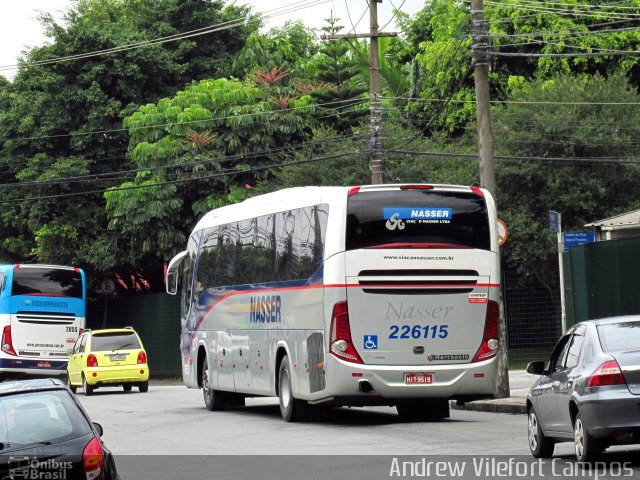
(404, 373, 433, 385)
(110, 354, 126, 361)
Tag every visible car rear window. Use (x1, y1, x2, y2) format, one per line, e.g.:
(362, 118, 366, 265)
(598, 321, 640, 353)
(91, 332, 141, 351)
(12, 267, 83, 299)
(346, 189, 490, 251)
(0, 390, 91, 450)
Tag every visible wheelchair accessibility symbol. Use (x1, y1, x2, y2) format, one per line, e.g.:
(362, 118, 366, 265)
(364, 335, 378, 350)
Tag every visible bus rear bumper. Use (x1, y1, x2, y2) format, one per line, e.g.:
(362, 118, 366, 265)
(316, 356, 498, 405)
(0, 358, 67, 375)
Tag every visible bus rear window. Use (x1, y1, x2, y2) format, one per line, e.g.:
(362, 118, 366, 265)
(346, 190, 491, 251)
(91, 332, 141, 351)
(12, 268, 83, 299)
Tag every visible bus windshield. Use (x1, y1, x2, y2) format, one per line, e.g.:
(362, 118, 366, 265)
(346, 189, 490, 251)
(12, 267, 83, 299)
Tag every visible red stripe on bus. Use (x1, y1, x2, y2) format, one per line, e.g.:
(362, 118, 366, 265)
(188, 282, 501, 351)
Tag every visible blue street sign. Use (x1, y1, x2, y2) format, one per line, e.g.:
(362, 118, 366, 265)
(549, 211, 561, 233)
(563, 231, 595, 252)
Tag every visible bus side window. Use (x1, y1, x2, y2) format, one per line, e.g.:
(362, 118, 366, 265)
(276, 210, 300, 281)
(0, 273, 4, 294)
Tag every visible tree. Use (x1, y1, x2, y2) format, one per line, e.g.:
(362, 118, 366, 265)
(105, 75, 315, 266)
(492, 73, 640, 287)
(309, 18, 368, 133)
(0, 0, 257, 292)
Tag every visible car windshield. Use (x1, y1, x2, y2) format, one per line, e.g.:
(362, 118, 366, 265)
(0, 390, 91, 450)
(91, 332, 141, 351)
(598, 321, 640, 353)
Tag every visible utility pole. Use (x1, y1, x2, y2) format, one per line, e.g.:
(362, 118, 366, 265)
(471, 0, 510, 398)
(369, 0, 383, 184)
(321, 1, 396, 185)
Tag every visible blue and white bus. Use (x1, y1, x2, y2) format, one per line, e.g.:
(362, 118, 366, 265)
(0, 264, 86, 375)
(166, 184, 500, 421)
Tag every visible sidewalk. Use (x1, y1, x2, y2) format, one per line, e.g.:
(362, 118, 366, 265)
(451, 370, 534, 414)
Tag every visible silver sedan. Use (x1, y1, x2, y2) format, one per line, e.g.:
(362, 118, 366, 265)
(526, 316, 640, 462)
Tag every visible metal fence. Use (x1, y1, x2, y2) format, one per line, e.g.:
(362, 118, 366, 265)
(502, 270, 562, 368)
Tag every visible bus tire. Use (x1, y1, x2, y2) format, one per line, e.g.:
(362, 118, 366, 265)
(67, 373, 77, 394)
(202, 359, 225, 411)
(82, 375, 94, 396)
(396, 399, 450, 421)
(278, 356, 306, 422)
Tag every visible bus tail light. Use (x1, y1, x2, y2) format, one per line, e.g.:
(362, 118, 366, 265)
(1, 326, 16, 356)
(83, 437, 104, 480)
(587, 360, 626, 388)
(329, 301, 363, 364)
(473, 300, 499, 362)
(137, 351, 147, 364)
(87, 354, 98, 368)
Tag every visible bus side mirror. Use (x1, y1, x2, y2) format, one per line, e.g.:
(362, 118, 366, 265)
(166, 250, 188, 295)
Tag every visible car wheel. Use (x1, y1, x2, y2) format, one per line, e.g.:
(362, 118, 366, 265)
(396, 399, 450, 421)
(67, 373, 77, 394)
(138, 381, 149, 393)
(82, 375, 94, 396)
(278, 356, 306, 422)
(528, 407, 555, 458)
(575, 412, 602, 463)
(123, 384, 133, 392)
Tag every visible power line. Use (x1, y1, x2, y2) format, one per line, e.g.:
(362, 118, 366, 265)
(484, 0, 640, 21)
(8, 97, 369, 142)
(0, 151, 367, 204)
(380, 0, 407, 31)
(0, 132, 367, 189)
(0, 0, 330, 73)
(382, 95, 640, 105)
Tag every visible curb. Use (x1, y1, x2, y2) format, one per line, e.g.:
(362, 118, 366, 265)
(451, 399, 527, 415)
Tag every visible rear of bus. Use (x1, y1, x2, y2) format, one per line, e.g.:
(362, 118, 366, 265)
(0, 265, 86, 375)
(324, 184, 500, 405)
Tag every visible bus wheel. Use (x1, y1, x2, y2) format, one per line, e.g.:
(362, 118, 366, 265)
(82, 375, 94, 396)
(67, 373, 77, 394)
(396, 399, 450, 421)
(202, 359, 225, 411)
(278, 356, 306, 422)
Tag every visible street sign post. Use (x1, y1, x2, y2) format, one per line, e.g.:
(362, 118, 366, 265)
(549, 211, 566, 333)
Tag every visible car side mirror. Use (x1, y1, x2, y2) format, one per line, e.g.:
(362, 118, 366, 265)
(527, 361, 546, 376)
(93, 422, 104, 437)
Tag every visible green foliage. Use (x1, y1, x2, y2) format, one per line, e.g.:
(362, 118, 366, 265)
(309, 18, 368, 133)
(0, 0, 256, 292)
(107, 76, 313, 260)
(233, 21, 320, 80)
(493, 73, 640, 283)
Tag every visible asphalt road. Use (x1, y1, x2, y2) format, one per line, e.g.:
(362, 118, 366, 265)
(75, 385, 640, 480)
(77, 384, 541, 456)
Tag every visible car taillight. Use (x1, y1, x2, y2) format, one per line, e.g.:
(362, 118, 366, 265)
(471, 186, 485, 197)
(83, 437, 104, 480)
(87, 354, 98, 368)
(1, 326, 16, 356)
(473, 300, 499, 362)
(137, 351, 147, 364)
(329, 301, 363, 364)
(400, 185, 433, 190)
(587, 360, 626, 388)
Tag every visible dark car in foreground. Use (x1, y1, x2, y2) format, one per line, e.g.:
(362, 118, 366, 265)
(0, 378, 119, 479)
(527, 316, 640, 462)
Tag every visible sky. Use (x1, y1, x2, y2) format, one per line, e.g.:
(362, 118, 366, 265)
(0, 0, 424, 80)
